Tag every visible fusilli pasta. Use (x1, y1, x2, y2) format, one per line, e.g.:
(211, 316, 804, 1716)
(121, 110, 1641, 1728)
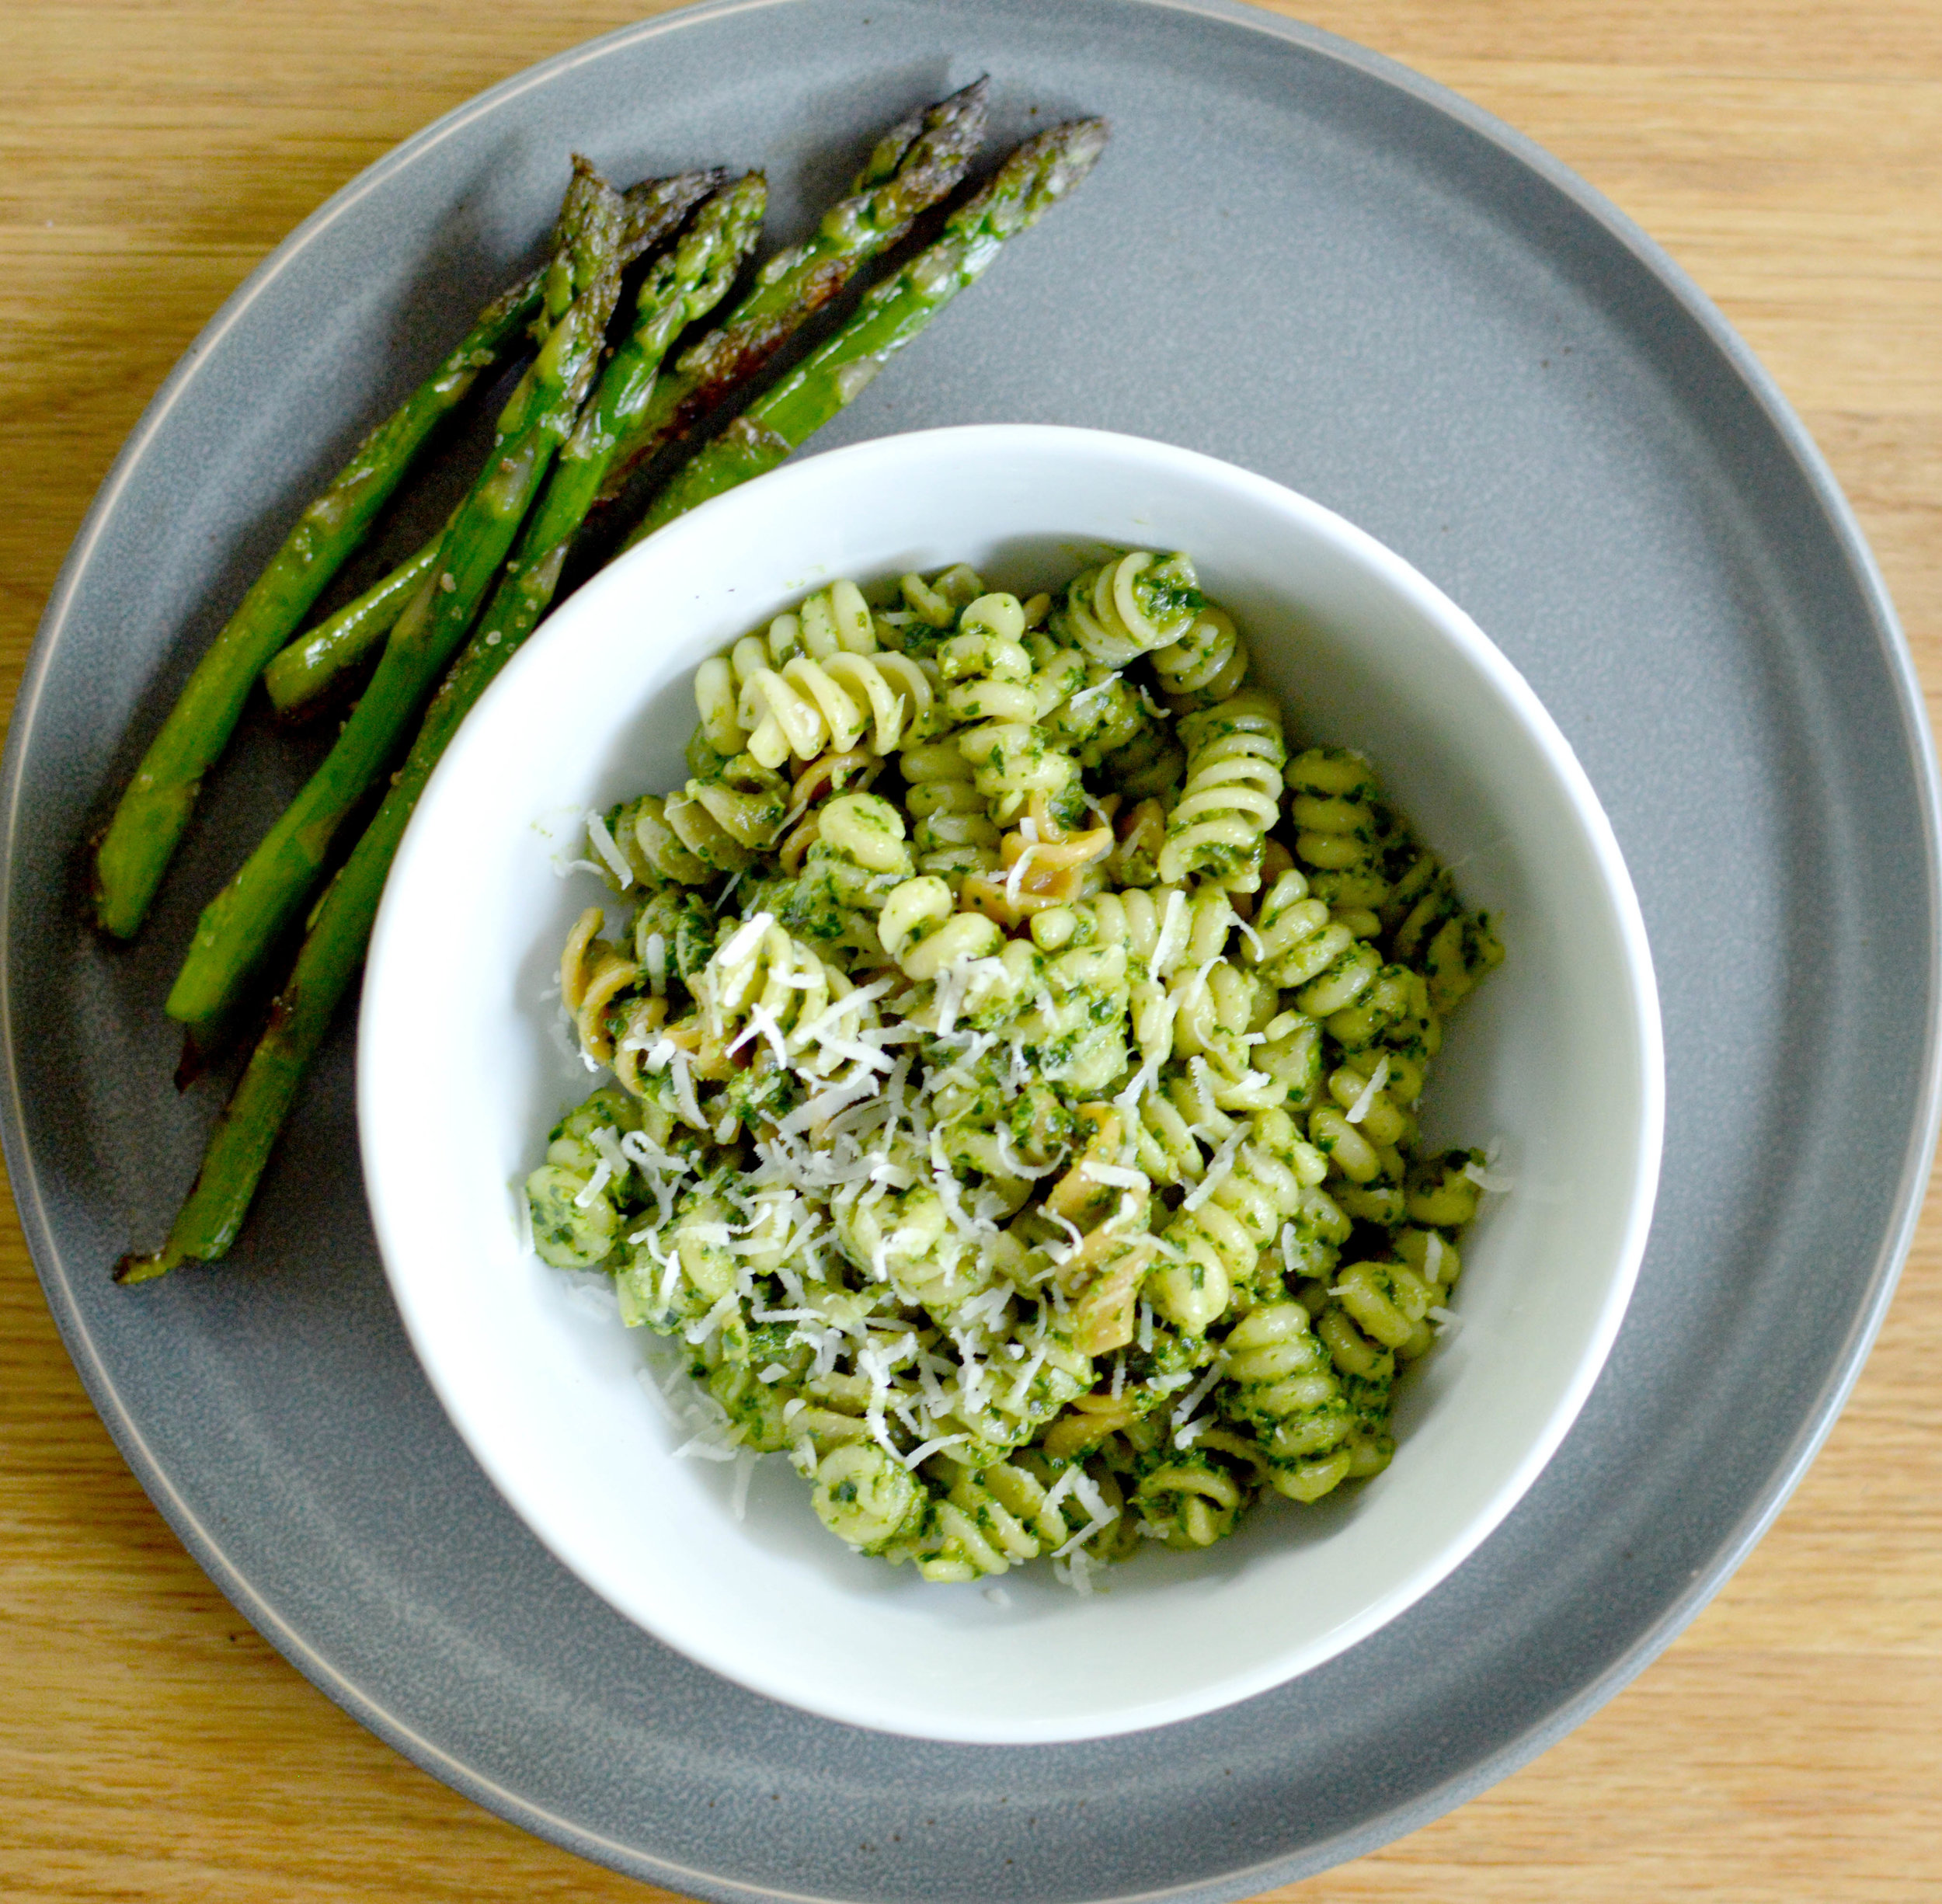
(526, 554, 1504, 1585)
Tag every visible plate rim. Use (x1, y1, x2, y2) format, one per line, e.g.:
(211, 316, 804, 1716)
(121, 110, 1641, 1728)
(4, 0, 1937, 1895)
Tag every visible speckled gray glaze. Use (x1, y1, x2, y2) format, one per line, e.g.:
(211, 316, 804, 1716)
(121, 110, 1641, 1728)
(6, 2, 1937, 1898)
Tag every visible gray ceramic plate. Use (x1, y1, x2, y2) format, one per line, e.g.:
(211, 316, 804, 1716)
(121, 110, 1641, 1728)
(8, 2, 1938, 1899)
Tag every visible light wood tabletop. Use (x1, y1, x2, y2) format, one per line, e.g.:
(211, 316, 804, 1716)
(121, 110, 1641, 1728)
(4, 2, 1940, 1898)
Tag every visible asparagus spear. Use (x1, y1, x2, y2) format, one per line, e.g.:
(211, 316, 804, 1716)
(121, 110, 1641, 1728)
(113, 117, 1108, 1286)
(258, 81, 988, 719)
(162, 170, 628, 1049)
(89, 166, 715, 942)
(256, 172, 729, 720)
(465, 175, 767, 682)
(628, 119, 1111, 541)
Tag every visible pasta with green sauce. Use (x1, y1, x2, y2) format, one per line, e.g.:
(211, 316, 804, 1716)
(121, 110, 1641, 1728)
(527, 552, 1504, 1589)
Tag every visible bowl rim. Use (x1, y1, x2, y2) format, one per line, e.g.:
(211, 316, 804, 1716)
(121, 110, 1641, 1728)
(360, 420, 1666, 1742)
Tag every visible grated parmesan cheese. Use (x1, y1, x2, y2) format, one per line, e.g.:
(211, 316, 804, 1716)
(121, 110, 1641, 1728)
(716, 910, 773, 971)
(1150, 889, 1189, 982)
(1004, 844, 1042, 907)
(586, 810, 634, 888)
(1181, 1131, 1243, 1213)
(573, 1158, 614, 1208)
(1346, 1055, 1390, 1125)
(729, 1448, 758, 1519)
(902, 1432, 968, 1470)
(1171, 1356, 1226, 1429)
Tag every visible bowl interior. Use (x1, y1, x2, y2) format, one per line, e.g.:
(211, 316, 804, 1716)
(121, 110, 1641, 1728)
(359, 424, 1662, 1744)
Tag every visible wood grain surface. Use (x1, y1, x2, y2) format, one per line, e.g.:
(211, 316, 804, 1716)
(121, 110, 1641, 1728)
(4, 2, 1940, 1898)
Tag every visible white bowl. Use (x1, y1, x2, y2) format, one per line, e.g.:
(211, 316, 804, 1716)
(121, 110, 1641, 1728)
(360, 423, 1662, 1745)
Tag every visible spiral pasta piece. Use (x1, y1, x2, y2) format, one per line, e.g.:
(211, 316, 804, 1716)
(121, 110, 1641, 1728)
(928, 1077, 1074, 1220)
(1146, 1108, 1324, 1332)
(1132, 1448, 1249, 1549)
(525, 1088, 643, 1269)
(1324, 962, 1440, 1077)
(1310, 1258, 1446, 1478)
(878, 875, 1006, 980)
(1158, 691, 1286, 893)
(809, 1443, 927, 1553)
(660, 753, 792, 874)
(693, 580, 935, 771)
(735, 649, 934, 769)
(693, 914, 874, 1082)
(1042, 657, 1184, 795)
(1219, 1300, 1358, 1502)
(944, 593, 1082, 823)
(1331, 1258, 1439, 1363)
(1052, 550, 1204, 667)
(936, 1328, 1095, 1456)
(1284, 746, 1397, 913)
(560, 905, 641, 1065)
(1150, 601, 1250, 711)
(767, 792, 916, 967)
(1245, 866, 1383, 1016)
(606, 793, 712, 886)
(904, 1449, 1107, 1582)
(1041, 1105, 1159, 1355)
(694, 581, 875, 754)
(890, 563, 987, 641)
(830, 1151, 1001, 1321)
(610, 1168, 744, 1332)
(899, 739, 1002, 876)
(1028, 882, 1231, 980)
(1164, 956, 1266, 1073)
(1126, 1087, 1206, 1189)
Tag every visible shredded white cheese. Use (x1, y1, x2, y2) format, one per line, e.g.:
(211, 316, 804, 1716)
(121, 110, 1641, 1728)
(729, 1447, 758, 1519)
(1346, 1055, 1390, 1126)
(586, 809, 634, 888)
(1181, 1131, 1243, 1213)
(572, 1159, 614, 1209)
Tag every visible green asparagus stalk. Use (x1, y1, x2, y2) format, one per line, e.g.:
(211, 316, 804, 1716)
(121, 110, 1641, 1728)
(628, 119, 1111, 542)
(162, 171, 628, 1049)
(89, 165, 713, 942)
(255, 170, 727, 720)
(467, 175, 767, 679)
(113, 117, 1109, 1287)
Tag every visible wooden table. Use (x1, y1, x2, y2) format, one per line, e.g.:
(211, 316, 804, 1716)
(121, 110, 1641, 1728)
(4, 2, 1939, 1897)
